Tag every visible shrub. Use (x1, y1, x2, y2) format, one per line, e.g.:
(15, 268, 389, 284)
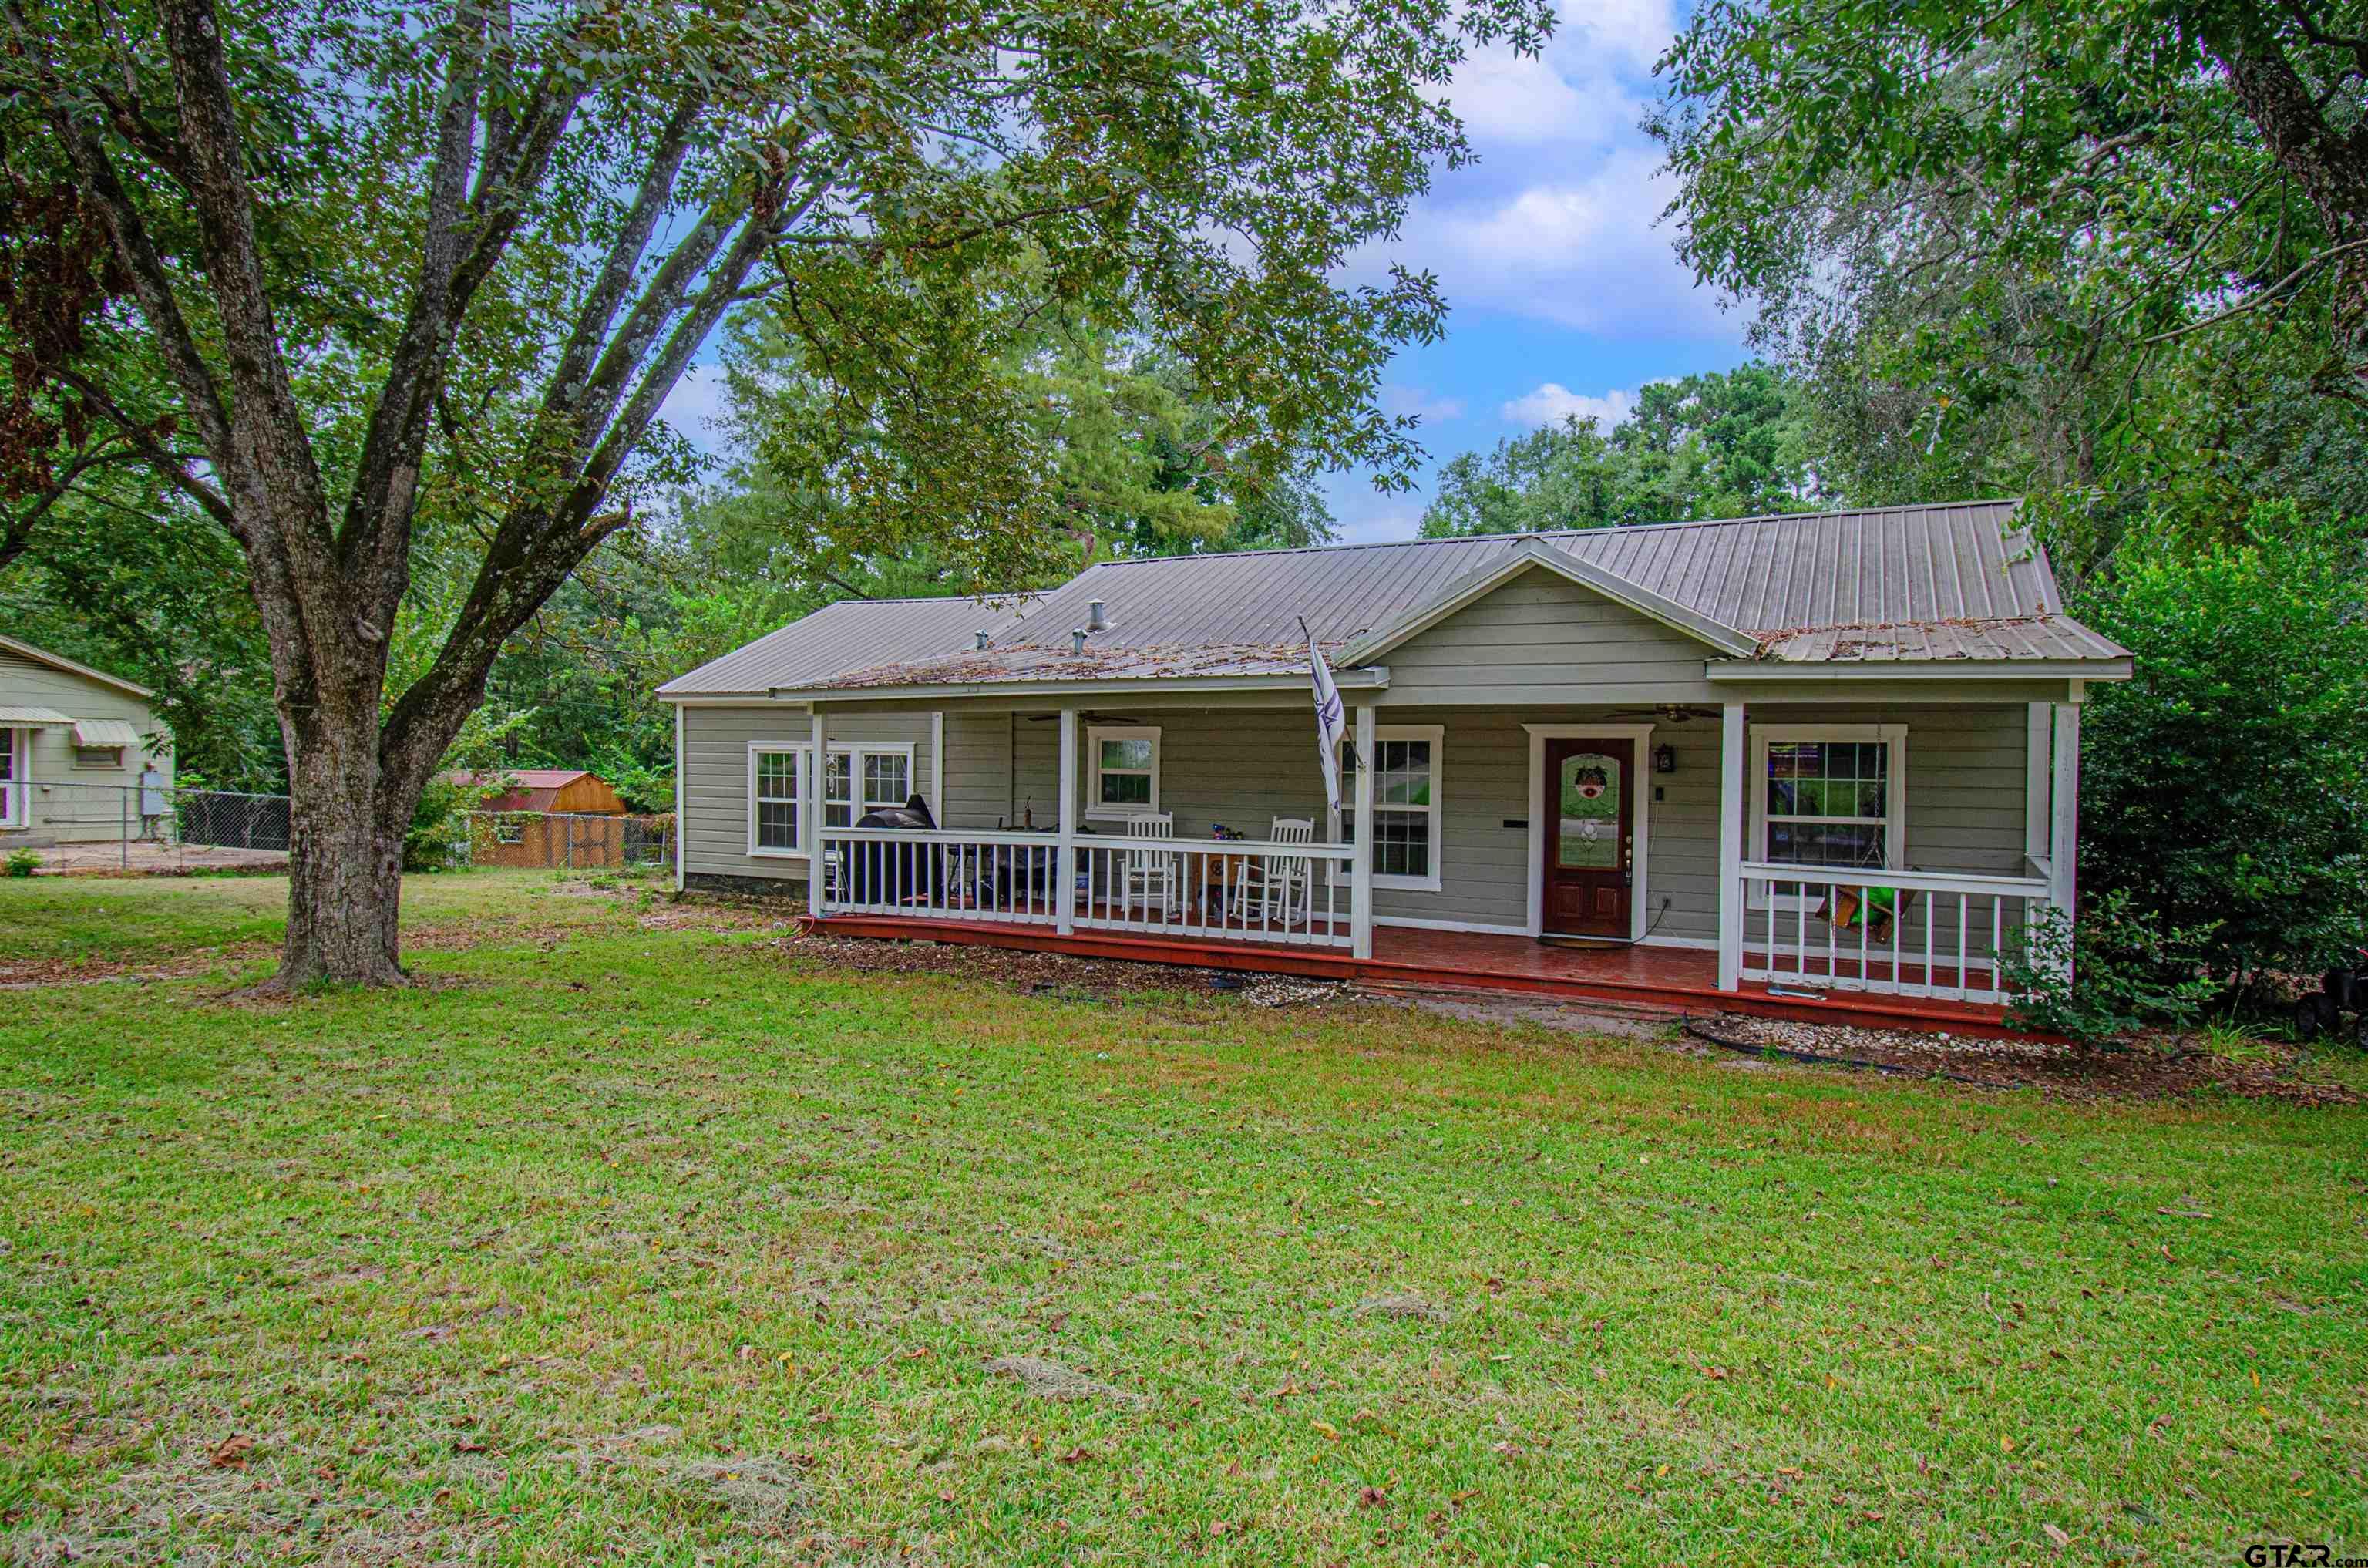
(5, 848, 39, 878)
(2003, 890, 2222, 1046)
(2074, 505, 2368, 983)
(402, 772, 483, 873)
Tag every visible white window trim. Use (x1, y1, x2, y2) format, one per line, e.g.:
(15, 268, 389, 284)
(747, 742, 806, 859)
(0, 727, 22, 829)
(1328, 723, 1445, 893)
(745, 740, 920, 859)
(72, 744, 125, 771)
(1085, 725, 1162, 820)
(1521, 722, 1656, 941)
(1747, 723, 1907, 909)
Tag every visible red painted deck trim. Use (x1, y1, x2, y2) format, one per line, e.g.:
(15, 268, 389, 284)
(806, 914, 2030, 1038)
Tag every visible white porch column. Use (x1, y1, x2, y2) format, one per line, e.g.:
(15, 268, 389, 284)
(1351, 703, 1377, 961)
(1055, 705, 1079, 936)
(2023, 702, 2052, 870)
(1716, 701, 1747, 991)
(804, 706, 829, 911)
(2049, 693, 2082, 919)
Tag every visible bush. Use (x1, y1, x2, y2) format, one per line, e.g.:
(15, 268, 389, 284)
(2002, 890, 2222, 1045)
(5, 848, 39, 877)
(402, 772, 482, 873)
(2074, 505, 2368, 983)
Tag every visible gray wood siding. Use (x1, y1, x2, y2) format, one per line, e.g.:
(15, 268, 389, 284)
(940, 711, 1014, 829)
(679, 706, 935, 883)
(1377, 567, 1726, 707)
(967, 698, 2033, 947)
(2, 648, 169, 843)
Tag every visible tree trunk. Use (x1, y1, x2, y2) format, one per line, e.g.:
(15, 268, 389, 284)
(272, 697, 412, 988)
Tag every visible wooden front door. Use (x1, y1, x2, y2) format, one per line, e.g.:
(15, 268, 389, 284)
(1542, 739, 1634, 938)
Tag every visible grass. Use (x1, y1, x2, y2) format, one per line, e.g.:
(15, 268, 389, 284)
(2, 871, 2363, 1565)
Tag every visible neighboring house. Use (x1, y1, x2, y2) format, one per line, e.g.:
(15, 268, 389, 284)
(445, 768, 632, 868)
(657, 502, 2132, 1028)
(0, 633, 172, 846)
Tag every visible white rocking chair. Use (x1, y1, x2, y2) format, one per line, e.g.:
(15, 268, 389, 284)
(1260, 816, 1316, 927)
(1120, 813, 1182, 920)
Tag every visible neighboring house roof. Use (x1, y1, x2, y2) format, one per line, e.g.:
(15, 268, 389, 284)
(442, 769, 626, 815)
(0, 631, 154, 699)
(661, 500, 2130, 700)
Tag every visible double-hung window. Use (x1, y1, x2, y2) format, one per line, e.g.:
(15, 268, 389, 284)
(748, 741, 919, 854)
(1334, 724, 1444, 892)
(749, 746, 804, 855)
(825, 747, 915, 826)
(1086, 726, 1160, 818)
(1748, 725, 1906, 901)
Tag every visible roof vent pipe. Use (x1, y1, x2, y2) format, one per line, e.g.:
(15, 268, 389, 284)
(1086, 599, 1108, 632)
(1071, 628, 1088, 654)
(974, 629, 990, 651)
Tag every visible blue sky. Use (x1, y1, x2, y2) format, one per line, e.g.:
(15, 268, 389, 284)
(658, 0, 1749, 545)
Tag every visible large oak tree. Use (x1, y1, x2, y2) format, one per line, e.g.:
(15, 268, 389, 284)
(0, 0, 1545, 984)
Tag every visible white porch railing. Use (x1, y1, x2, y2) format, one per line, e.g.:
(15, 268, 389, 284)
(1737, 862, 2053, 1005)
(1075, 834, 1354, 948)
(816, 829, 1356, 950)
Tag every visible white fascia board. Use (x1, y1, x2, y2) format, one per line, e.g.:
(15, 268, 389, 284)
(1705, 658, 2134, 683)
(1340, 539, 1758, 664)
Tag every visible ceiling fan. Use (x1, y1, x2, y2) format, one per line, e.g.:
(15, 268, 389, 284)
(1603, 704, 1719, 724)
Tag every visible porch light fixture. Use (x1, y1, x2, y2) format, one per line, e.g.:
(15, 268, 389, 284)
(1653, 742, 1677, 775)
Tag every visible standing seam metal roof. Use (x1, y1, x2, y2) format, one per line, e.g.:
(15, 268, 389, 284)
(658, 500, 2126, 697)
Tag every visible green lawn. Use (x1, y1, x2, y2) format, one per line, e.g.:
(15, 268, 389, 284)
(2, 872, 2362, 1565)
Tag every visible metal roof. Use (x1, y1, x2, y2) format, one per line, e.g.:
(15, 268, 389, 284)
(659, 593, 1041, 697)
(661, 501, 2128, 698)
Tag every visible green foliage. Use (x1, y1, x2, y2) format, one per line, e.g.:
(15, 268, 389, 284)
(1653, 0, 2368, 574)
(723, 295, 1335, 587)
(2003, 893, 2222, 1045)
(2075, 506, 2368, 977)
(402, 772, 484, 875)
(4, 848, 38, 878)
(1419, 365, 1825, 537)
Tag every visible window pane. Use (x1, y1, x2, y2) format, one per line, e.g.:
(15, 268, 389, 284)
(1100, 772, 1152, 806)
(1768, 821, 1885, 867)
(1556, 752, 1620, 869)
(757, 752, 797, 798)
(1099, 737, 1154, 770)
(758, 799, 798, 849)
(826, 753, 851, 801)
(865, 753, 908, 806)
(1374, 809, 1430, 879)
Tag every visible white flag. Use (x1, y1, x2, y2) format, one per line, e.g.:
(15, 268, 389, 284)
(1303, 618, 1349, 813)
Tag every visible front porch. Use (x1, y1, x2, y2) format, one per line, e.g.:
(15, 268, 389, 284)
(789, 692, 2080, 1035)
(806, 911, 2026, 1034)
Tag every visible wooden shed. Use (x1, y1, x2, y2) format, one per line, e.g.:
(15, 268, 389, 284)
(446, 769, 633, 868)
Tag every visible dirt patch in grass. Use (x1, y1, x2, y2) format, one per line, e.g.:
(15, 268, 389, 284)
(982, 1354, 1148, 1405)
(782, 929, 1316, 1005)
(1691, 1011, 2360, 1104)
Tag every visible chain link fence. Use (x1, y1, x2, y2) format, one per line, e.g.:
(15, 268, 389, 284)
(2, 779, 291, 872)
(458, 810, 674, 873)
(6, 781, 673, 877)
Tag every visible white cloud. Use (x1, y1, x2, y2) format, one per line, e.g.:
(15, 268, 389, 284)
(1499, 382, 1636, 427)
(1381, 384, 1466, 423)
(1427, 44, 1635, 148)
(1560, 0, 1680, 75)
(1354, 149, 1737, 337)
